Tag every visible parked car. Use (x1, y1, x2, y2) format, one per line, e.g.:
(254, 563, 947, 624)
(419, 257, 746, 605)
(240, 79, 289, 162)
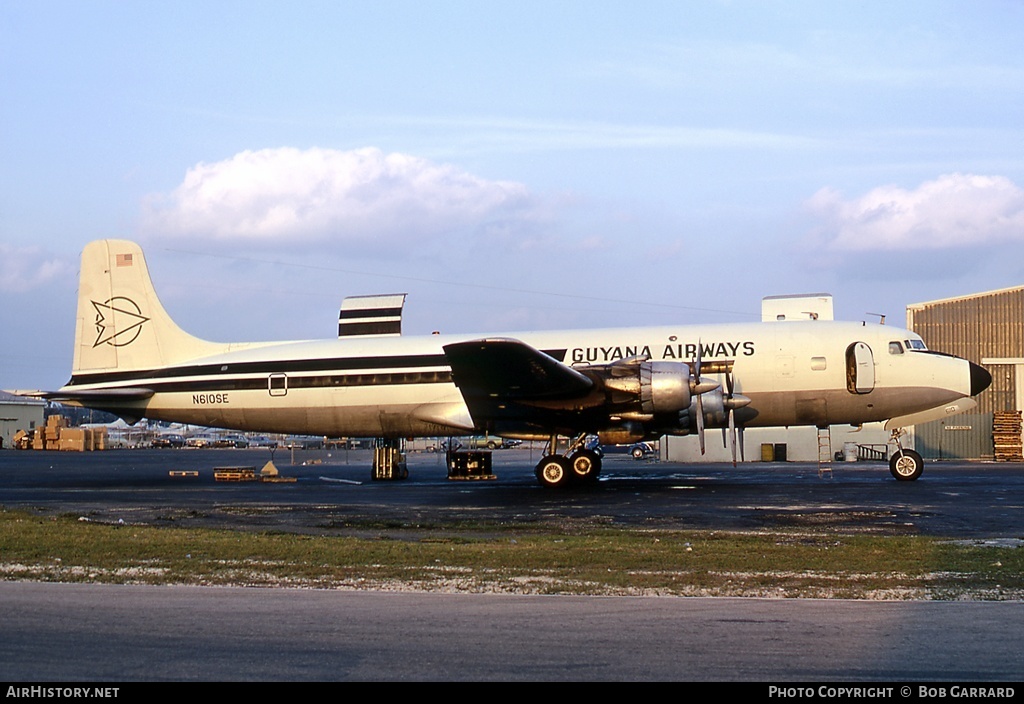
(464, 436, 522, 450)
(600, 441, 656, 459)
(151, 434, 185, 448)
(629, 442, 655, 459)
(215, 434, 249, 448)
(282, 436, 323, 449)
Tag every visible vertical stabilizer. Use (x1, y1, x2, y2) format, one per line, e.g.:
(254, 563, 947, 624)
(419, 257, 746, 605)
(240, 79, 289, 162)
(73, 240, 225, 374)
(339, 293, 407, 338)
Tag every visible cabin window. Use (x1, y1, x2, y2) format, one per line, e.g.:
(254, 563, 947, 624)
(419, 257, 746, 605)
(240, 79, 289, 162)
(810, 356, 827, 371)
(889, 341, 904, 355)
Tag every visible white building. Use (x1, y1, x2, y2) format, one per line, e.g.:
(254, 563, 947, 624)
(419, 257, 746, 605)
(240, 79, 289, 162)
(0, 390, 45, 449)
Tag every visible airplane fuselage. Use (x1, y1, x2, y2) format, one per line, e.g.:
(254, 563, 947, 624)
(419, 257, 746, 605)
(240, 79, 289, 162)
(61, 320, 980, 440)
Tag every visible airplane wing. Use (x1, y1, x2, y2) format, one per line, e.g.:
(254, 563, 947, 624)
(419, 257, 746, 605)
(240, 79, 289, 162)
(443, 338, 596, 434)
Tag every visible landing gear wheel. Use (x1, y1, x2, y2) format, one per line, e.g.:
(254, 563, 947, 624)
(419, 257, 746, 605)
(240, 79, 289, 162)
(890, 449, 924, 481)
(535, 455, 572, 488)
(569, 449, 602, 483)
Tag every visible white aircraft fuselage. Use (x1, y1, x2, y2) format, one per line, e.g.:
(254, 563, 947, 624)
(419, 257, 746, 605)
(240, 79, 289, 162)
(62, 320, 983, 439)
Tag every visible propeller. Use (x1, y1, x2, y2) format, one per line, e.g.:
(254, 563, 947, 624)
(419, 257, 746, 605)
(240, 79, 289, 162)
(689, 341, 720, 455)
(721, 366, 751, 467)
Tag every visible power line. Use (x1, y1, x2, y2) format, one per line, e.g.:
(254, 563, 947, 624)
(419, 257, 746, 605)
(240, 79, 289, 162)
(159, 247, 756, 319)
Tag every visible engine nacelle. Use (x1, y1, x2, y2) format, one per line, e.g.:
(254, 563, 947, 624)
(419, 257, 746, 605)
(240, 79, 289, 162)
(640, 361, 692, 414)
(692, 386, 726, 427)
(598, 360, 693, 414)
(585, 357, 726, 439)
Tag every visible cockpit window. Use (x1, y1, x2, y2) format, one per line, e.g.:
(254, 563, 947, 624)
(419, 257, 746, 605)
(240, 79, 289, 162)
(904, 339, 928, 351)
(889, 341, 904, 355)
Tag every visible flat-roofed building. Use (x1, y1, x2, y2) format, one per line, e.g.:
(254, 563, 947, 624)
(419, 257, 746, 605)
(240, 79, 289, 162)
(0, 390, 45, 449)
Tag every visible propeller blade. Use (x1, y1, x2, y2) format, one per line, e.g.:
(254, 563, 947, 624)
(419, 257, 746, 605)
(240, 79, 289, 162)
(728, 408, 737, 467)
(722, 365, 747, 466)
(696, 393, 706, 454)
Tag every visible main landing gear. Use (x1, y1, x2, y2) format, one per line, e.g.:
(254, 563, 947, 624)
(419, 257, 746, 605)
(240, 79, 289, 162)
(888, 428, 924, 481)
(535, 434, 601, 488)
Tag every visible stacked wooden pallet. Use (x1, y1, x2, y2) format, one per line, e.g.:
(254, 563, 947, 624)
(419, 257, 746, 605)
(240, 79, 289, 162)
(993, 410, 1023, 462)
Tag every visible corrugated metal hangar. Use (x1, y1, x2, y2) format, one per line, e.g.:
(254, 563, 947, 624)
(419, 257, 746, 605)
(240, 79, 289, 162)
(907, 285, 1024, 461)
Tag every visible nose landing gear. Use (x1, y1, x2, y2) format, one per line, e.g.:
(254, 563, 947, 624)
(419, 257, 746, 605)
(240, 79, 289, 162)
(888, 428, 924, 481)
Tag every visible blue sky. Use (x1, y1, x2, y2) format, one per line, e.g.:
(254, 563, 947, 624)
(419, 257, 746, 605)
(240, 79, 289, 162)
(2, 1, 1023, 390)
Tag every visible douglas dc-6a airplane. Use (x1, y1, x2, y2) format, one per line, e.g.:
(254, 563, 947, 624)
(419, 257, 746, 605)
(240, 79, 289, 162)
(32, 239, 991, 487)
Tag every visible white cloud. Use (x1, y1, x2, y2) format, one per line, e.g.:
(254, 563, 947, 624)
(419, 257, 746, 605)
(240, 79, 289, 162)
(141, 147, 534, 246)
(808, 173, 1024, 251)
(0, 245, 72, 293)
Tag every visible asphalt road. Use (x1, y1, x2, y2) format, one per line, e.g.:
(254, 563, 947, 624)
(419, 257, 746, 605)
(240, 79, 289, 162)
(2, 447, 1023, 681)
(2, 581, 1022, 682)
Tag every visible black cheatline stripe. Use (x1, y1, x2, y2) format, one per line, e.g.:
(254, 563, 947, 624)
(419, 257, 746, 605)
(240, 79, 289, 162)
(69, 353, 449, 387)
(67, 349, 568, 388)
(94, 370, 456, 395)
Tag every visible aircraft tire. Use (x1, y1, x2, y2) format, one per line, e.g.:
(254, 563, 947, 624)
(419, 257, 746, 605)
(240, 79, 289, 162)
(889, 449, 924, 481)
(535, 455, 572, 488)
(569, 450, 602, 483)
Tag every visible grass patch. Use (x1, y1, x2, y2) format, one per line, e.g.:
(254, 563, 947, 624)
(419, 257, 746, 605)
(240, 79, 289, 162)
(1, 507, 1021, 599)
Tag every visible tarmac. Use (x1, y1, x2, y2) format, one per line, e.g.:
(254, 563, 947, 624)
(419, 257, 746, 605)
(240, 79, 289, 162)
(2, 445, 1023, 538)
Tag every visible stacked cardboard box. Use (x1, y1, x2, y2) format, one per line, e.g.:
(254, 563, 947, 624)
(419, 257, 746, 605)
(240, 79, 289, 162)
(13, 429, 32, 450)
(26, 416, 108, 452)
(43, 415, 65, 450)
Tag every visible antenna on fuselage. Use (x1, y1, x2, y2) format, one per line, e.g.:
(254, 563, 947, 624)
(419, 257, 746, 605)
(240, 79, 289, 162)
(866, 312, 886, 325)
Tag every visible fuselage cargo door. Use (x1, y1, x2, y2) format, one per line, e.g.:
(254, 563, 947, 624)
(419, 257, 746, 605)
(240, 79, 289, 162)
(846, 342, 875, 394)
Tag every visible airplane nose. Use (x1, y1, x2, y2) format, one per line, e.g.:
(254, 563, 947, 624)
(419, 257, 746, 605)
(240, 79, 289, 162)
(970, 362, 992, 397)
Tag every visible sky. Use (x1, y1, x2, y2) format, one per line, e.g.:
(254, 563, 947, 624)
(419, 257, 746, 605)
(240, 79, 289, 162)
(2, 1, 1023, 390)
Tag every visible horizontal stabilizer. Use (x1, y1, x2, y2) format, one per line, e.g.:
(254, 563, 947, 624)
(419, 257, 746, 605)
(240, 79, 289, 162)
(38, 387, 155, 403)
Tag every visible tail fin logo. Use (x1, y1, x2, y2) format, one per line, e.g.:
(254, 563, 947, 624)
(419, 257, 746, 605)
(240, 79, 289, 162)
(92, 297, 150, 348)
